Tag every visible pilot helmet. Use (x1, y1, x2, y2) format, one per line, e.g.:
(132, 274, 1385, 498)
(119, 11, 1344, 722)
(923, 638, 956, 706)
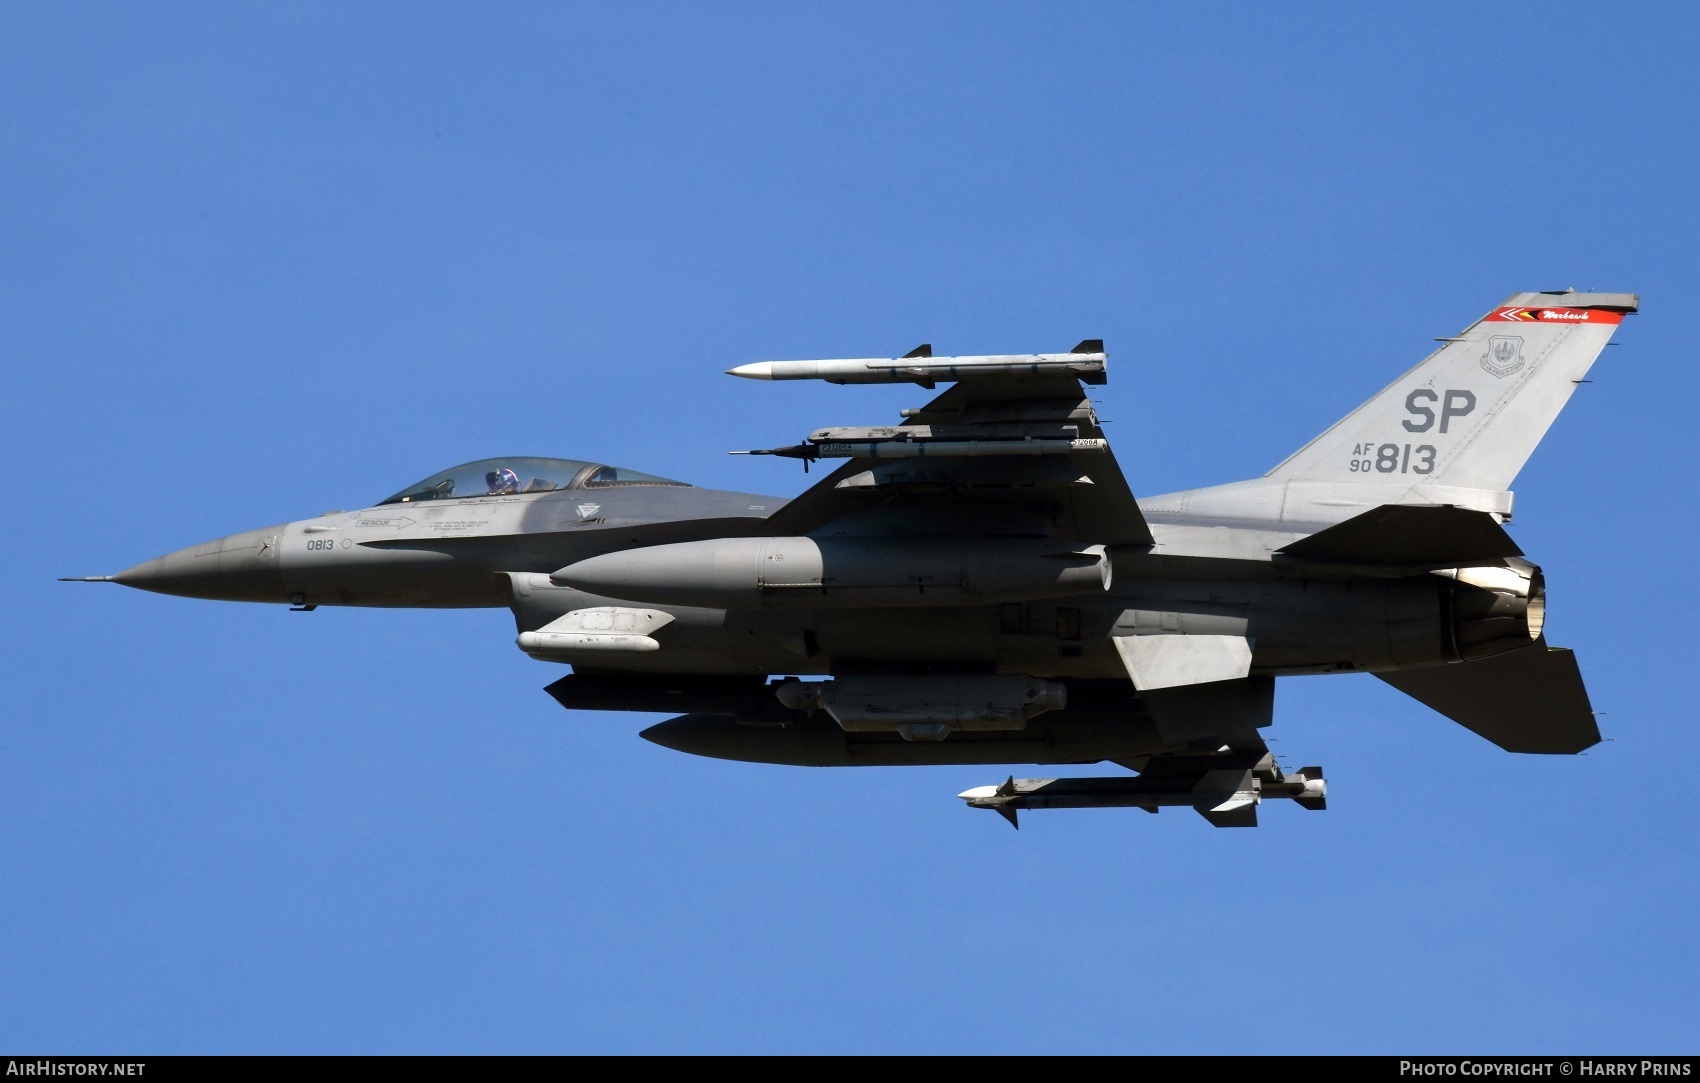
(485, 467, 520, 495)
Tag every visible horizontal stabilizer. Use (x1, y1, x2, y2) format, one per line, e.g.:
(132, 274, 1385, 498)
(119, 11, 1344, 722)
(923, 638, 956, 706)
(1278, 504, 1521, 566)
(1377, 643, 1600, 754)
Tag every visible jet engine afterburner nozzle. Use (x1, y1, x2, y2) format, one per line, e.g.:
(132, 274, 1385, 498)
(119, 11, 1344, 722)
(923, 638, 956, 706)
(1437, 558, 1546, 661)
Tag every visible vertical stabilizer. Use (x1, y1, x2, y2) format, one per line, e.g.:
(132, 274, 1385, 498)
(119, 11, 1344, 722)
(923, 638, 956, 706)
(1268, 291, 1636, 492)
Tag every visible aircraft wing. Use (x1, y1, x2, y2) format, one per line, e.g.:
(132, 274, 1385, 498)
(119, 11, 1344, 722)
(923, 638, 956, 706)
(759, 372, 1154, 546)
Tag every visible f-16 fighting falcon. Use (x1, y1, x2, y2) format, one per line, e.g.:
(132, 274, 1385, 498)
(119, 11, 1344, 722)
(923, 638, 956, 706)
(65, 290, 1636, 827)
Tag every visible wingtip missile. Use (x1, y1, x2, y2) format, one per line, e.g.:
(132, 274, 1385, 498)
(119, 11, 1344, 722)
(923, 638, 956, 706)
(724, 345, 1108, 385)
(58, 576, 116, 582)
(726, 361, 776, 380)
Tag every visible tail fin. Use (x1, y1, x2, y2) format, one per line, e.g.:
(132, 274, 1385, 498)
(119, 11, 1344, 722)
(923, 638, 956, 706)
(1268, 291, 1636, 491)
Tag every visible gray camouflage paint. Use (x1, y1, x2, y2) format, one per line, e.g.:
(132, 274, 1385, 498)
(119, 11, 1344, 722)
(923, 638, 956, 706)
(76, 291, 1634, 816)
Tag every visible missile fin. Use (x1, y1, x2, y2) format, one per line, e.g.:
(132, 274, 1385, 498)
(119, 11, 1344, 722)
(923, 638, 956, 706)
(1198, 805, 1259, 828)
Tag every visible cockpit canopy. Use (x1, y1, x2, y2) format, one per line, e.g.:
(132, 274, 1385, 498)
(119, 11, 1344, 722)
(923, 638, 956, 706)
(378, 457, 688, 506)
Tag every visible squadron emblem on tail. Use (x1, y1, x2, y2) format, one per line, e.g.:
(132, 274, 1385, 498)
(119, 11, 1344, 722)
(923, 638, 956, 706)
(1481, 335, 1526, 378)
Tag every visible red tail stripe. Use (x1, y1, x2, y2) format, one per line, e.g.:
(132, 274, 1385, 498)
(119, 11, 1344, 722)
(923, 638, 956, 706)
(1484, 307, 1624, 325)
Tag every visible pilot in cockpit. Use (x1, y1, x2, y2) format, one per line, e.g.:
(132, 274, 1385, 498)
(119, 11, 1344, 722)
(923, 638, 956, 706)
(485, 466, 521, 495)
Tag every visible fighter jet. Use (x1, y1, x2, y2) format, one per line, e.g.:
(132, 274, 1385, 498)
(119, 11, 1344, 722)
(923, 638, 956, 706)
(66, 290, 1635, 827)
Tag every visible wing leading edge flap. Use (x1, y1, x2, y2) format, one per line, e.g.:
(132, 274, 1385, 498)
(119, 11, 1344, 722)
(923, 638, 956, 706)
(1376, 642, 1600, 754)
(1278, 504, 1521, 566)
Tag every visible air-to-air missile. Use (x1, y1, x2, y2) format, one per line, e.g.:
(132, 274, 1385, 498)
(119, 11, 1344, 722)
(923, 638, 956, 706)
(726, 341, 1107, 385)
(959, 757, 1327, 829)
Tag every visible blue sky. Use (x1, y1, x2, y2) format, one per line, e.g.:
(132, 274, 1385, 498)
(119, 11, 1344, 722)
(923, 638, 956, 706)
(2, 3, 1695, 1053)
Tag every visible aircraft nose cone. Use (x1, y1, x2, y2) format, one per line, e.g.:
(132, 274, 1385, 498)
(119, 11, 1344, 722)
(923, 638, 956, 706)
(113, 526, 288, 602)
